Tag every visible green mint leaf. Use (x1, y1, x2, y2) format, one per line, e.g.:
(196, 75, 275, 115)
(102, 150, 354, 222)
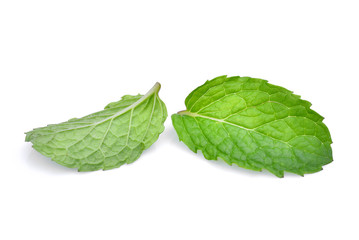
(26, 82, 167, 171)
(172, 76, 332, 177)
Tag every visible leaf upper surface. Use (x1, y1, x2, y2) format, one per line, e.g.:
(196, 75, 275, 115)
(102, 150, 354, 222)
(26, 82, 167, 171)
(172, 76, 332, 177)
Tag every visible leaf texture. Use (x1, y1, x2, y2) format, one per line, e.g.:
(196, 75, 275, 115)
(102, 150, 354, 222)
(26, 82, 167, 171)
(171, 76, 333, 177)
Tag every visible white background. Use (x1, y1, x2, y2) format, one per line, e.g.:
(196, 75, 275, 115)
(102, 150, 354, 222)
(1, 1, 358, 239)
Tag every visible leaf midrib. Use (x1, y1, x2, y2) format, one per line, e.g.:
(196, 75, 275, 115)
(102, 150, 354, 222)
(27, 82, 161, 138)
(178, 111, 293, 147)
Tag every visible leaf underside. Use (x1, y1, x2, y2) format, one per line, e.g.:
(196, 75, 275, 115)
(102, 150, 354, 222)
(171, 76, 333, 177)
(26, 83, 167, 171)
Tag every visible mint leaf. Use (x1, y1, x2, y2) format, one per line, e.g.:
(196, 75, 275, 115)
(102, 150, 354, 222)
(172, 76, 332, 177)
(26, 82, 167, 171)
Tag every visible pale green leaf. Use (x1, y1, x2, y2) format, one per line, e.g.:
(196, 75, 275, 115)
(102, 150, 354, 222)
(26, 82, 167, 171)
